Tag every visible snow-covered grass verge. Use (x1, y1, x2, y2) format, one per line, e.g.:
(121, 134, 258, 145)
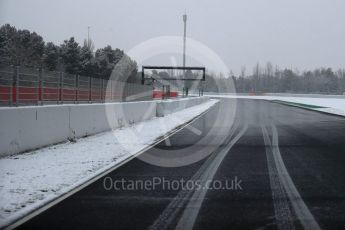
(0, 99, 219, 228)
(210, 95, 345, 117)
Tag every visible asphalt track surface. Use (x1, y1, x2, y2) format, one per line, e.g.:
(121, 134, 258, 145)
(17, 99, 345, 230)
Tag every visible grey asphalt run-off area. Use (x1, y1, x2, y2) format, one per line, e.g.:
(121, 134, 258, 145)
(16, 98, 345, 230)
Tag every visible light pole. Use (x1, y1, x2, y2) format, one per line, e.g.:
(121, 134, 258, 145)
(87, 26, 90, 47)
(183, 14, 187, 69)
(183, 13, 188, 96)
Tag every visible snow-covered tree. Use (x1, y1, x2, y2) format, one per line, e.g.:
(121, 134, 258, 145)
(79, 43, 95, 76)
(0, 24, 44, 67)
(43, 42, 59, 71)
(59, 37, 81, 74)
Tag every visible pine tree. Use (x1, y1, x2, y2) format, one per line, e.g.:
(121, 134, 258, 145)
(60, 37, 81, 74)
(79, 44, 95, 76)
(43, 42, 59, 71)
(0, 24, 16, 66)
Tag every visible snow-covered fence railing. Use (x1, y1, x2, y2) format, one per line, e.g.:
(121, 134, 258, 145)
(0, 66, 153, 106)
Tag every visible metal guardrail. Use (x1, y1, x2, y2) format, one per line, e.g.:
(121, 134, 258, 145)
(0, 66, 153, 106)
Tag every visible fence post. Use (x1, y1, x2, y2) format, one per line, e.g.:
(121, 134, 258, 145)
(101, 78, 104, 103)
(89, 76, 92, 103)
(10, 66, 15, 106)
(110, 80, 113, 102)
(75, 74, 79, 104)
(59, 71, 63, 104)
(124, 83, 128, 102)
(38, 68, 43, 105)
(14, 66, 19, 106)
(9, 66, 13, 106)
(162, 85, 165, 100)
(56, 72, 59, 104)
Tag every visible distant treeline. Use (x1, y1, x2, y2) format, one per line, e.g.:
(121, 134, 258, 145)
(0, 24, 138, 82)
(234, 63, 345, 94)
(203, 63, 345, 94)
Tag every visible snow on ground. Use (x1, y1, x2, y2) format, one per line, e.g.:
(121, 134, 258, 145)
(209, 95, 345, 116)
(0, 99, 219, 228)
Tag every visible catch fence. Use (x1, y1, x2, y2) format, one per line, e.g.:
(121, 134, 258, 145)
(0, 66, 153, 106)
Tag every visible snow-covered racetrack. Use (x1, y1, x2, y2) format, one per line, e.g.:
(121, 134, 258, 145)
(15, 98, 345, 230)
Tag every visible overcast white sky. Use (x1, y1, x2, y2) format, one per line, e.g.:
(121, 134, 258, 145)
(1, 0, 344, 75)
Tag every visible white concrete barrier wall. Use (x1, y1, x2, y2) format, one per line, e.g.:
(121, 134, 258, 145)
(69, 101, 157, 138)
(0, 101, 157, 157)
(156, 97, 209, 117)
(0, 105, 70, 156)
(0, 97, 208, 157)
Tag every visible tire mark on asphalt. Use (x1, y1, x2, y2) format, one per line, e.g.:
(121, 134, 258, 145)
(175, 124, 248, 230)
(262, 124, 321, 230)
(149, 122, 247, 230)
(262, 126, 295, 230)
(271, 124, 321, 230)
